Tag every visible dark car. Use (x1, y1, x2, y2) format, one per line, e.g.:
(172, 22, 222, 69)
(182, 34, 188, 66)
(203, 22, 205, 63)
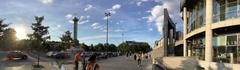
(53, 52, 70, 59)
(7, 51, 28, 60)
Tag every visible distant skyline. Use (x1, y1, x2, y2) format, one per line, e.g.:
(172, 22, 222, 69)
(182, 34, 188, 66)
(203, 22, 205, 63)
(0, 0, 183, 47)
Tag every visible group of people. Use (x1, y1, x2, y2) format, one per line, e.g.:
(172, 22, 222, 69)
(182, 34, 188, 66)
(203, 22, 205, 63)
(133, 53, 151, 67)
(74, 51, 100, 70)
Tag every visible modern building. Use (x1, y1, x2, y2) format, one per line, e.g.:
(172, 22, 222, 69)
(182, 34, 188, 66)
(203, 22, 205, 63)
(181, 0, 240, 69)
(151, 9, 184, 62)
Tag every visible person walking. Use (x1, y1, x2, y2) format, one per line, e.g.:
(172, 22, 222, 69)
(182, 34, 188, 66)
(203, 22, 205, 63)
(134, 54, 137, 60)
(74, 51, 81, 70)
(86, 54, 100, 70)
(137, 53, 142, 67)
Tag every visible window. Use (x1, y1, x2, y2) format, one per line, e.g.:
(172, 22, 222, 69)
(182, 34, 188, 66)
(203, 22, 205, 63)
(227, 35, 237, 46)
(226, 0, 238, 19)
(213, 0, 239, 22)
(187, 0, 206, 33)
(213, 34, 240, 63)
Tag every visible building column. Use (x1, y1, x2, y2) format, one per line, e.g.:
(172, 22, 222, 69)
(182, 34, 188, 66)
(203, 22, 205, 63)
(205, 0, 213, 62)
(183, 7, 188, 57)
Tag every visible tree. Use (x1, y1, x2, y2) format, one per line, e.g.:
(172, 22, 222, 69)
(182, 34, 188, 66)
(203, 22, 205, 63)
(0, 19, 9, 50)
(109, 44, 117, 52)
(0, 19, 8, 40)
(118, 41, 151, 53)
(27, 16, 50, 50)
(94, 43, 104, 52)
(89, 44, 94, 51)
(60, 31, 73, 50)
(1, 28, 17, 50)
(79, 43, 89, 51)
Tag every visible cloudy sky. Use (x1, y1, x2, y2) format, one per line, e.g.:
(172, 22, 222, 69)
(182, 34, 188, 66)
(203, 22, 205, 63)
(0, 0, 183, 47)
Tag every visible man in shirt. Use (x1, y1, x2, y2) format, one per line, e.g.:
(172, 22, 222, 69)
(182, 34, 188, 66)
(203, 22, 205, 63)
(74, 51, 81, 70)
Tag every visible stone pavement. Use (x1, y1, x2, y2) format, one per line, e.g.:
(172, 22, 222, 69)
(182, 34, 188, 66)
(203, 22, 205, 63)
(98, 56, 152, 70)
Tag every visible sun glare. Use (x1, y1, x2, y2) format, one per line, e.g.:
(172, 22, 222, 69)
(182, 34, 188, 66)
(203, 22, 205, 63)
(15, 27, 27, 40)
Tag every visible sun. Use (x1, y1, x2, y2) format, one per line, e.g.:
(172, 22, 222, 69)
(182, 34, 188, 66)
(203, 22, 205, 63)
(15, 27, 27, 40)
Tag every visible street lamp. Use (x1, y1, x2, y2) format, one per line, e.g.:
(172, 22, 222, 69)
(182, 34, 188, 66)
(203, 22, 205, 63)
(105, 12, 111, 52)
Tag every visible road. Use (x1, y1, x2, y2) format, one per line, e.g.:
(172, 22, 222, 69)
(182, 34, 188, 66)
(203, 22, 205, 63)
(0, 51, 153, 70)
(0, 51, 59, 70)
(98, 56, 152, 70)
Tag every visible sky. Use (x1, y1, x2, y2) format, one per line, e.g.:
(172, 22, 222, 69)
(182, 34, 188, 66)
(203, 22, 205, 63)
(0, 0, 183, 47)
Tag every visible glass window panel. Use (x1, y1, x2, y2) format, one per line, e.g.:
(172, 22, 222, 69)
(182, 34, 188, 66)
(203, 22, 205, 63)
(226, 0, 237, 19)
(213, 37, 218, 46)
(218, 35, 226, 46)
(227, 35, 237, 45)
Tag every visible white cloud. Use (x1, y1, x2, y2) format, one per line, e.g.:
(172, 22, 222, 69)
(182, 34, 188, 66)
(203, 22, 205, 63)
(66, 15, 90, 25)
(114, 29, 124, 32)
(107, 4, 121, 14)
(103, 16, 111, 20)
(145, 0, 182, 34)
(151, 5, 163, 18)
(57, 25, 61, 28)
(65, 14, 73, 19)
(79, 34, 121, 41)
(141, 0, 149, 2)
(149, 28, 153, 31)
(93, 25, 103, 30)
(79, 20, 89, 24)
(40, 0, 53, 4)
(84, 4, 93, 11)
(116, 22, 120, 25)
(91, 22, 99, 27)
(112, 4, 121, 10)
(154, 0, 162, 3)
(86, 16, 90, 19)
(137, 2, 142, 6)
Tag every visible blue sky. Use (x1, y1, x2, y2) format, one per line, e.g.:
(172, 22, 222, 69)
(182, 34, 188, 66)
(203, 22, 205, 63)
(0, 0, 183, 47)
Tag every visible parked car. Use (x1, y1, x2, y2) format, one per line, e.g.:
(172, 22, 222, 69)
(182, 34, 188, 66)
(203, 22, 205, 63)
(81, 52, 93, 57)
(7, 51, 28, 60)
(53, 52, 70, 59)
(97, 52, 108, 59)
(46, 51, 57, 57)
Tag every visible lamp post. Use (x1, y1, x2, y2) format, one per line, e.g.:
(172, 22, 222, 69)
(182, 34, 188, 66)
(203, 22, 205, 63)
(105, 12, 111, 52)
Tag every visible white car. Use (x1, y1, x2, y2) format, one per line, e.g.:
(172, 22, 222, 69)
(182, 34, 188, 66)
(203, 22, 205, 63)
(46, 51, 56, 57)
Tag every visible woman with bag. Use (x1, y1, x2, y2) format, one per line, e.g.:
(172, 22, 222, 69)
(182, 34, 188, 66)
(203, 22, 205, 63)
(86, 54, 100, 70)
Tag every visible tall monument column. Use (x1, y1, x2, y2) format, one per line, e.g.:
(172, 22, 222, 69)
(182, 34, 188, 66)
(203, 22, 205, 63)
(73, 16, 79, 42)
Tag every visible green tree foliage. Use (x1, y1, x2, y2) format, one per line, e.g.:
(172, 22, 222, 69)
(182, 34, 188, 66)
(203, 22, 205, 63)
(27, 16, 50, 50)
(94, 43, 104, 52)
(1, 28, 17, 50)
(118, 41, 151, 53)
(0, 19, 8, 40)
(109, 44, 117, 52)
(79, 43, 89, 51)
(17, 39, 31, 50)
(60, 31, 73, 50)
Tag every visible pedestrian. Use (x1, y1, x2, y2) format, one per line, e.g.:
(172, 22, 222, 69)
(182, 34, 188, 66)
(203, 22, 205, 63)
(86, 54, 100, 70)
(134, 54, 137, 60)
(137, 53, 142, 67)
(74, 51, 81, 70)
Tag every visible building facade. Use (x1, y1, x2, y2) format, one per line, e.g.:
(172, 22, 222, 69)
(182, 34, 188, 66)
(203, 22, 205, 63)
(181, 0, 240, 69)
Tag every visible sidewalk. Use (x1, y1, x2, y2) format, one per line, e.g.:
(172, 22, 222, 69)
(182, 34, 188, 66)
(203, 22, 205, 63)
(98, 56, 152, 70)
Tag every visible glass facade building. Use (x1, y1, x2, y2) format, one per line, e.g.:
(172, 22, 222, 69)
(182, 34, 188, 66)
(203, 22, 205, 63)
(183, 0, 240, 67)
